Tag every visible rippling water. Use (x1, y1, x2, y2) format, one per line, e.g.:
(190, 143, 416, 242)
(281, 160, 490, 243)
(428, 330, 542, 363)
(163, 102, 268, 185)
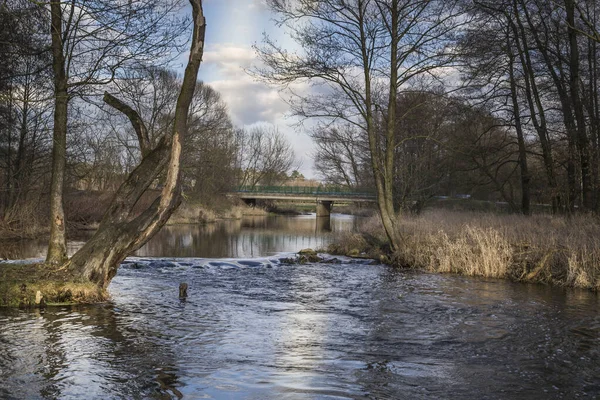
(1, 215, 599, 399)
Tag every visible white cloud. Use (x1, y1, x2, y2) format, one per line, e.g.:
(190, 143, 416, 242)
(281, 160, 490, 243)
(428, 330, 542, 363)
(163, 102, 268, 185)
(209, 78, 288, 125)
(201, 29, 317, 177)
(202, 44, 254, 81)
(203, 43, 312, 127)
(203, 45, 255, 66)
(247, 0, 269, 10)
(202, 44, 281, 124)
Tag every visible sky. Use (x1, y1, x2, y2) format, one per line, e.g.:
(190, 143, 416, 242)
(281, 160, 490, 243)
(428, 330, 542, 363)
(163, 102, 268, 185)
(185, 0, 317, 178)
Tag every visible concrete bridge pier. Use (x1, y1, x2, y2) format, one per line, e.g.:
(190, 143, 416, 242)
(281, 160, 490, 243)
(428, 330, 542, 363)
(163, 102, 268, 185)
(316, 200, 333, 218)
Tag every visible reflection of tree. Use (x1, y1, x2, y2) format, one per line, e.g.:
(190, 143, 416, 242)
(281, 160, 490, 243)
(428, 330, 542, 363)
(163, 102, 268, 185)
(6, 215, 363, 259)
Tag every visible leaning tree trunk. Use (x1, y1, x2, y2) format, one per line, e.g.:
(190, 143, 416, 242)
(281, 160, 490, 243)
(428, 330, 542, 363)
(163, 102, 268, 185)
(64, 0, 206, 288)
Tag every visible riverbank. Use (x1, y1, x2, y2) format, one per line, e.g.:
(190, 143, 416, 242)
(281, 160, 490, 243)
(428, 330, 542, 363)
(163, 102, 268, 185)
(0, 194, 268, 256)
(328, 210, 600, 291)
(167, 201, 268, 224)
(0, 263, 107, 307)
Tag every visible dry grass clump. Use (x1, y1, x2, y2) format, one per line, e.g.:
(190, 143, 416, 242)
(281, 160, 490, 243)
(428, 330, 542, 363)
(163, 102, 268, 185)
(239, 205, 269, 217)
(224, 205, 245, 219)
(0, 201, 48, 240)
(394, 210, 600, 290)
(169, 199, 267, 224)
(331, 210, 600, 290)
(414, 226, 512, 278)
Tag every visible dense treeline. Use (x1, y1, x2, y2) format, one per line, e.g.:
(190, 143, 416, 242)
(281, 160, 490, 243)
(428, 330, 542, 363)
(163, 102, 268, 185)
(0, 1, 296, 240)
(302, 0, 600, 216)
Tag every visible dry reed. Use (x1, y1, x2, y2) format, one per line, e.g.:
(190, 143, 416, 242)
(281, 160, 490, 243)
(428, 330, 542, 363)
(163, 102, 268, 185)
(333, 210, 600, 290)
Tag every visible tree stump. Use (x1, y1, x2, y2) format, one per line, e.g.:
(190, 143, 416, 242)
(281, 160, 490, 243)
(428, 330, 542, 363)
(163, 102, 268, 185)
(179, 283, 188, 299)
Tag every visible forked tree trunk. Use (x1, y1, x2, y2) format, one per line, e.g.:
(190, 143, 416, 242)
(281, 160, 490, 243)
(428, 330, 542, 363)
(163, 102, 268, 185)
(64, 0, 206, 288)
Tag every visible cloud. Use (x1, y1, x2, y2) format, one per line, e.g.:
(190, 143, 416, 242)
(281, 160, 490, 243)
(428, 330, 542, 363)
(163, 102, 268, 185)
(203, 45, 255, 74)
(247, 0, 269, 11)
(202, 42, 316, 177)
(209, 78, 289, 125)
(203, 44, 298, 125)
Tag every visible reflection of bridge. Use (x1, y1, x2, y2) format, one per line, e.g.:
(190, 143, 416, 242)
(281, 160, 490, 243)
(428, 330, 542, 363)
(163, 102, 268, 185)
(229, 186, 377, 217)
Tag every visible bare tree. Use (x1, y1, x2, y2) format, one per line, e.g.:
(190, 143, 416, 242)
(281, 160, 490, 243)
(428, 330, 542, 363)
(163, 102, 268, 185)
(460, 0, 535, 214)
(237, 125, 296, 188)
(59, 0, 206, 288)
(103, 69, 238, 198)
(463, 0, 600, 213)
(185, 82, 237, 198)
(392, 90, 455, 212)
(46, 0, 189, 265)
(0, 1, 52, 224)
(255, 0, 465, 250)
(310, 123, 370, 188)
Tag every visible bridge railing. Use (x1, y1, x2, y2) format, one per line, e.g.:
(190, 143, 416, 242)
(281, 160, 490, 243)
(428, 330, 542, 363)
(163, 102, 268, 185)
(235, 185, 376, 198)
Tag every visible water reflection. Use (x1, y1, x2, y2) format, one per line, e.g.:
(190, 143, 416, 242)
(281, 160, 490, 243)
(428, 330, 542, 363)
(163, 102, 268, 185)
(1, 214, 359, 260)
(2, 211, 599, 398)
(0, 238, 91, 261)
(136, 214, 358, 258)
(0, 304, 185, 399)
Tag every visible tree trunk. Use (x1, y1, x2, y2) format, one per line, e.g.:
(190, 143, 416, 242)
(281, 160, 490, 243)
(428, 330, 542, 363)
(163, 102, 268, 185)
(3, 85, 14, 215)
(507, 27, 530, 215)
(65, 0, 206, 288)
(512, 0, 559, 212)
(366, 0, 401, 252)
(521, 0, 584, 211)
(566, 0, 593, 211)
(11, 85, 29, 210)
(46, 1, 68, 265)
(585, 29, 600, 212)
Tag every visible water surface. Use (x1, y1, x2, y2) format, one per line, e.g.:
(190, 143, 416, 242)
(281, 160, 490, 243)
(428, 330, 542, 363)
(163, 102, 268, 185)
(1, 215, 599, 399)
(0, 214, 357, 260)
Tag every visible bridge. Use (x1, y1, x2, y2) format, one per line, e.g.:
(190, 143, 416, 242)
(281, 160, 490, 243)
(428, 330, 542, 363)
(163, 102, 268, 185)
(229, 186, 377, 217)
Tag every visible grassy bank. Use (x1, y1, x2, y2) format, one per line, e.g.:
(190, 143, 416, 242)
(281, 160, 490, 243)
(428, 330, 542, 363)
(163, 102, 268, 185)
(328, 210, 600, 291)
(0, 263, 107, 307)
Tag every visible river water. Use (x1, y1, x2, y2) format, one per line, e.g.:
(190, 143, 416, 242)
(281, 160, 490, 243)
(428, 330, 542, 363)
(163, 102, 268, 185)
(1, 214, 599, 399)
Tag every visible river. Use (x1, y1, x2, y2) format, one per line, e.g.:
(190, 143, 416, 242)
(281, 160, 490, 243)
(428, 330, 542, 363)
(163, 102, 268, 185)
(1, 214, 599, 399)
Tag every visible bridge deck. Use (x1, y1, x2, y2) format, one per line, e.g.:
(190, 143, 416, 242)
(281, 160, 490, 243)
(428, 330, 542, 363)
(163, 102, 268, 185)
(230, 186, 376, 203)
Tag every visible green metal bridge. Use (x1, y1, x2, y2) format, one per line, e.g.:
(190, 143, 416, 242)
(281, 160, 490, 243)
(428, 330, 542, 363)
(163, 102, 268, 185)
(232, 185, 376, 201)
(229, 186, 376, 217)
